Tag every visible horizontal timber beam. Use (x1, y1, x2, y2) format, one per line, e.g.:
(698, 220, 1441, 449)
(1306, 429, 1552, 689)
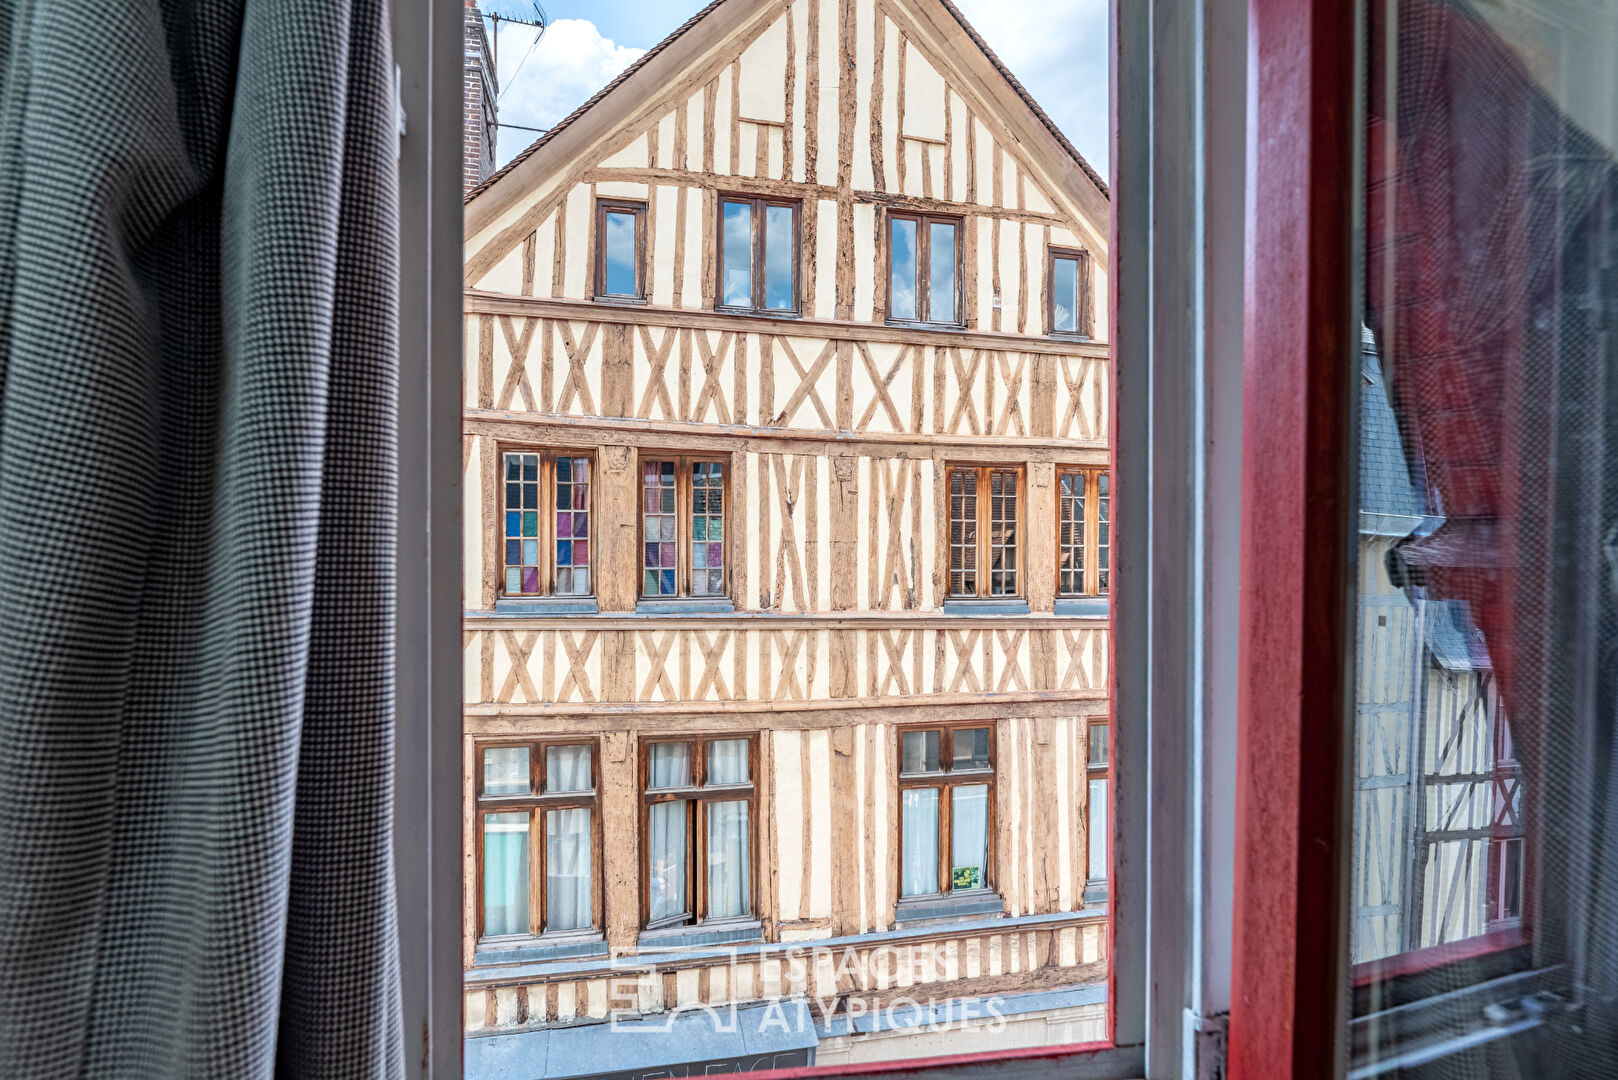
(463, 292, 1109, 358)
(581, 167, 1077, 229)
(464, 691, 1110, 732)
(464, 613, 1109, 629)
(463, 410, 1107, 456)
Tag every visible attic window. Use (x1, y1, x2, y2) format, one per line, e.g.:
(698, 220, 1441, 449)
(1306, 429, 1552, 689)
(1048, 247, 1093, 338)
(594, 198, 646, 302)
(717, 196, 799, 314)
(888, 212, 961, 328)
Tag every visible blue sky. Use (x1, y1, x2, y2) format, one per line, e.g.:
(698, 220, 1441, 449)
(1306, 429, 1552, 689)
(480, 0, 1109, 182)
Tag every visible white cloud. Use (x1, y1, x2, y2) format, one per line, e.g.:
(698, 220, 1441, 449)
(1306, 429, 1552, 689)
(948, 0, 1109, 181)
(492, 19, 646, 167)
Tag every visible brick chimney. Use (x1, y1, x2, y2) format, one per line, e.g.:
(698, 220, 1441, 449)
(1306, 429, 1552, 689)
(464, 0, 497, 191)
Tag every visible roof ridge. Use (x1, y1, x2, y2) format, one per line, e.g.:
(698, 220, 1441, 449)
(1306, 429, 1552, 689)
(466, 0, 1109, 205)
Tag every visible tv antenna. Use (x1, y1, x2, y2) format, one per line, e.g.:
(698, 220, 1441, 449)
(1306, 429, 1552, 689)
(481, 2, 548, 103)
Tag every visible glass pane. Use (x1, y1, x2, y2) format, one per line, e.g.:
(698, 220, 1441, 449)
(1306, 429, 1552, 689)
(900, 788, 939, 897)
(1097, 472, 1109, 594)
(641, 461, 678, 595)
(647, 743, 693, 789)
(545, 745, 591, 793)
(1088, 724, 1109, 770)
(1348, 6, 1618, 1072)
(722, 200, 752, 307)
(706, 800, 750, 919)
(764, 204, 795, 310)
(1052, 255, 1078, 332)
(483, 812, 530, 937)
(1086, 779, 1107, 883)
(690, 461, 725, 596)
(950, 785, 988, 891)
(502, 453, 542, 595)
(707, 739, 749, 785)
(603, 209, 638, 296)
(1059, 470, 1087, 596)
(555, 457, 591, 594)
(948, 468, 978, 597)
(483, 746, 530, 796)
(988, 469, 1019, 596)
(889, 217, 917, 320)
(951, 728, 990, 770)
(545, 808, 592, 931)
(647, 801, 688, 923)
(928, 221, 956, 323)
(900, 730, 941, 774)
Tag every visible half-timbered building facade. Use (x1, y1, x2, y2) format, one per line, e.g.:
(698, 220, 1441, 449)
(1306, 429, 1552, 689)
(461, 0, 1111, 1072)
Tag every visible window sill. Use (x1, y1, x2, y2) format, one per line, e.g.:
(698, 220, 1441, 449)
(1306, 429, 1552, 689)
(1054, 596, 1110, 617)
(591, 294, 648, 307)
(473, 930, 607, 967)
(892, 890, 1005, 927)
(941, 599, 1030, 616)
(635, 598, 735, 615)
(636, 918, 762, 951)
(885, 318, 967, 332)
(494, 596, 599, 615)
(716, 305, 802, 319)
(1082, 878, 1109, 907)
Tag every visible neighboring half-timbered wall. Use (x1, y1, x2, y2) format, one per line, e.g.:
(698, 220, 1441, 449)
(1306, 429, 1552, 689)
(461, 0, 1111, 1040)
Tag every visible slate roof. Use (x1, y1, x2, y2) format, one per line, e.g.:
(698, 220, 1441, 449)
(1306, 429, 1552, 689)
(465, 0, 1109, 205)
(1359, 330, 1425, 519)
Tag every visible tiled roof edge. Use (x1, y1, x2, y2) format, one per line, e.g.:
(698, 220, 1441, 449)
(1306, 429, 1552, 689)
(466, 0, 1109, 206)
(464, 0, 733, 204)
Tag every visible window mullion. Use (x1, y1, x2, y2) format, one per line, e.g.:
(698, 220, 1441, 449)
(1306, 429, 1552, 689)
(938, 777, 952, 894)
(692, 796, 705, 922)
(530, 807, 544, 936)
(918, 217, 931, 324)
(542, 456, 555, 596)
(979, 467, 992, 598)
(752, 199, 766, 311)
(677, 458, 689, 598)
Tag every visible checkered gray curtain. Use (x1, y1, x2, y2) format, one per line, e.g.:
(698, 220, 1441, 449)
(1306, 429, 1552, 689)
(0, 1, 403, 1077)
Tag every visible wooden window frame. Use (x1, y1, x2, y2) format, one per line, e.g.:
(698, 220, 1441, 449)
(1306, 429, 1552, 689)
(885, 210, 965, 328)
(895, 721, 998, 899)
(1057, 465, 1111, 598)
(498, 447, 597, 600)
(474, 738, 603, 941)
(715, 194, 802, 316)
(636, 452, 732, 601)
(593, 197, 648, 302)
(1047, 245, 1096, 339)
(638, 733, 760, 930)
(946, 463, 1026, 600)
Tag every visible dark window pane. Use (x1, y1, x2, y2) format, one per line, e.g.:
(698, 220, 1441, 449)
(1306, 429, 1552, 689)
(722, 201, 752, 307)
(1053, 255, 1079, 332)
(765, 205, 795, 310)
(952, 728, 991, 770)
(603, 209, 637, 296)
(928, 221, 956, 323)
(901, 730, 941, 774)
(1088, 724, 1109, 769)
(890, 217, 917, 320)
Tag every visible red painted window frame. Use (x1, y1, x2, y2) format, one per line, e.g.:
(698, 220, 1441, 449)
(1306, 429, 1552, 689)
(1228, 2, 1359, 1078)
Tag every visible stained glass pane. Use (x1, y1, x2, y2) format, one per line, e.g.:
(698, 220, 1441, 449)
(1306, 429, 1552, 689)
(691, 461, 725, 596)
(554, 456, 591, 594)
(503, 454, 544, 595)
(641, 460, 678, 596)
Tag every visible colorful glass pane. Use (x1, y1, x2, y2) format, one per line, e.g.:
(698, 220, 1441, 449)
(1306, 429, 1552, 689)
(553, 456, 591, 595)
(503, 453, 544, 595)
(690, 461, 725, 596)
(641, 460, 678, 596)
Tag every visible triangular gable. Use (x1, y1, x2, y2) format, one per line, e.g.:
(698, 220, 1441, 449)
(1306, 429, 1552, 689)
(466, 0, 1108, 293)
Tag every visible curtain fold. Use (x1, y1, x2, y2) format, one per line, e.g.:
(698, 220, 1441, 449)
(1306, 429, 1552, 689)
(0, 1, 403, 1075)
